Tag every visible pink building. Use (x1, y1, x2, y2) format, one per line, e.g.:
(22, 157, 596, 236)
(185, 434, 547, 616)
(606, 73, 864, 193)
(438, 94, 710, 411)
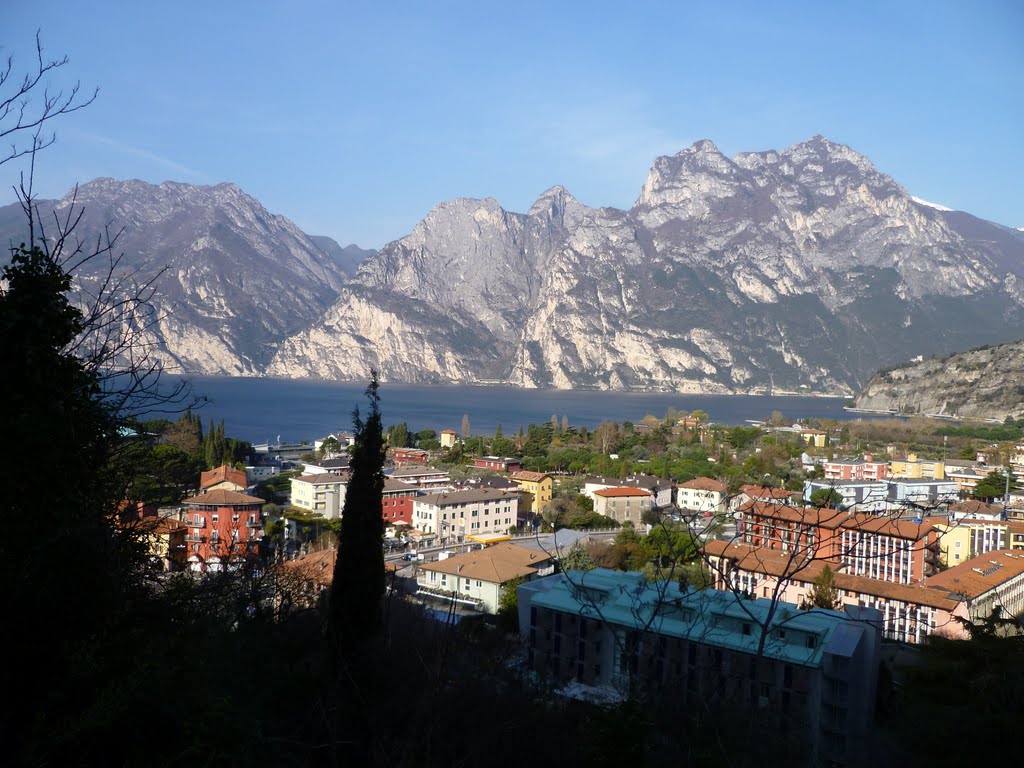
(823, 454, 889, 481)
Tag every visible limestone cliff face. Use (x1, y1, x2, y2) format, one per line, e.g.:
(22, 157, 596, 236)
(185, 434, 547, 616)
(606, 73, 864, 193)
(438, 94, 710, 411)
(852, 341, 1024, 421)
(270, 136, 1024, 392)
(1, 179, 358, 374)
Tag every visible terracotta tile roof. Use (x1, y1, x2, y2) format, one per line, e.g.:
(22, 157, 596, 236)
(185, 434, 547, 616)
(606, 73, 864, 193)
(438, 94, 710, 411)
(678, 477, 728, 493)
(739, 501, 934, 540)
(418, 543, 551, 584)
(186, 488, 265, 506)
(511, 471, 550, 483)
(949, 499, 1003, 517)
(594, 487, 652, 498)
(922, 550, 1024, 599)
(702, 540, 960, 610)
(280, 548, 336, 583)
(200, 465, 247, 490)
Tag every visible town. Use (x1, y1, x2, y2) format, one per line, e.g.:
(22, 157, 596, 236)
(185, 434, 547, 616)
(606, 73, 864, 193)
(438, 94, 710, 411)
(115, 406, 1024, 767)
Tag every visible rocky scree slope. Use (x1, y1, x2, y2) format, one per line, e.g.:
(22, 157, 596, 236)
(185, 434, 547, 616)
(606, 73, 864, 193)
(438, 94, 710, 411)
(852, 340, 1024, 421)
(269, 136, 1024, 392)
(1, 179, 355, 374)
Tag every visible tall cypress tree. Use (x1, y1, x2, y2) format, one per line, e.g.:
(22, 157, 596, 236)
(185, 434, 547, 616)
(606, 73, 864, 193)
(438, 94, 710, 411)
(330, 372, 386, 653)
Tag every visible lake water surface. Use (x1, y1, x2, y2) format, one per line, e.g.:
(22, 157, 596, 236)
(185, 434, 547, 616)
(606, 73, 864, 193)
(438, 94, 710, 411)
(167, 376, 859, 444)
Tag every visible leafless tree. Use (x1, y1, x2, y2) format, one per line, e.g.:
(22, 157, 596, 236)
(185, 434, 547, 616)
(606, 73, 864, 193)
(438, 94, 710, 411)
(0, 31, 97, 169)
(2, 33, 192, 425)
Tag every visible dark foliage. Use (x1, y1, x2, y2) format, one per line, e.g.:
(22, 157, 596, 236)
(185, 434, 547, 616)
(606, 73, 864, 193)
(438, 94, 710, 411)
(329, 372, 386, 650)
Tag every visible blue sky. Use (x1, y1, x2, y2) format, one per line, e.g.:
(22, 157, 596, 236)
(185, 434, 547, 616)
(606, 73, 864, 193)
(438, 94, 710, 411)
(3, 1, 1022, 247)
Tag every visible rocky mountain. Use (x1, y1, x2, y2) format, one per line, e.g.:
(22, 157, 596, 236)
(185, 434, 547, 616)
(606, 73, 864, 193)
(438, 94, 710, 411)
(308, 235, 375, 277)
(269, 136, 1024, 392)
(1, 179, 353, 374)
(852, 340, 1024, 421)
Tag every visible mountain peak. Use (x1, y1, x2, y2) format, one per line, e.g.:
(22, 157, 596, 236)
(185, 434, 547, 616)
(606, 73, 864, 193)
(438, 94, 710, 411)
(682, 139, 722, 155)
(782, 135, 877, 173)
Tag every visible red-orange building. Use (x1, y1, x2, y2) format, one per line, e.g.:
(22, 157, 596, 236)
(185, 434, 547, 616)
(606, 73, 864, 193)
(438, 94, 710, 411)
(200, 464, 248, 492)
(183, 489, 264, 572)
(472, 456, 522, 472)
(382, 478, 417, 526)
(736, 501, 940, 584)
(392, 448, 430, 466)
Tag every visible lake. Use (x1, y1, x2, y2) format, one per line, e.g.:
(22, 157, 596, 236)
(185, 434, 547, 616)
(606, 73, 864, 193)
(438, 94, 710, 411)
(163, 376, 861, 444)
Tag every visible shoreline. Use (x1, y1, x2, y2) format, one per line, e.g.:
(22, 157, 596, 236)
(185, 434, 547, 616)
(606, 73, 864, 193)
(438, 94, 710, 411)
(184, 373, 852, 400)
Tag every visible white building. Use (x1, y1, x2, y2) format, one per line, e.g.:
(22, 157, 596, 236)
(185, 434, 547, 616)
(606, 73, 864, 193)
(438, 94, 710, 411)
(290, 474, 347, 519)
(676, 477, 728, 514)
(412, 488, 518, 540)
(416, 542, 554, 613)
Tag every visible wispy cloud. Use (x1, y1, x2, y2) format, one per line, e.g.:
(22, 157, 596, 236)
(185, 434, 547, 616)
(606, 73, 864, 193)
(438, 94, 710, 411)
(70, 129, 210, 181)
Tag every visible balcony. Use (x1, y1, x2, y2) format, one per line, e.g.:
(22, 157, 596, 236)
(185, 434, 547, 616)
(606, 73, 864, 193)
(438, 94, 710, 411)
(185, 533, 204, 543)
(246, 520, 262, 528)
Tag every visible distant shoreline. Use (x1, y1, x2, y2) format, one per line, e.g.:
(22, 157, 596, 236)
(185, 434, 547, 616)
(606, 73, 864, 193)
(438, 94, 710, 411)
(238, 373, 852, 400)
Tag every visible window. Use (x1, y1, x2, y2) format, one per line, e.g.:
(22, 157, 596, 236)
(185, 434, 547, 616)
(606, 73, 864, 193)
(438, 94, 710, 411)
(212, 514, 219, 523)
(742, 622, 752, 636)
(806, 635, 817, 649)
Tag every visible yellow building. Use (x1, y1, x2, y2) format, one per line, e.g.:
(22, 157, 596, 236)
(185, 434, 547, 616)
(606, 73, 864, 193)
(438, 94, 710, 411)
(889, 453, 945, 480)
(511, 471, 553, 513)
(799, 429, 827, 448)
(930, 519, 972, 567)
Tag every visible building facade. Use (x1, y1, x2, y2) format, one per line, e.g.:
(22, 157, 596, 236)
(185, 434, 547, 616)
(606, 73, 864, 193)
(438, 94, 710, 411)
(412, 488, 519, 541)
(519, 570, 880, 766)
(511, 471, 553, 513)
(290, 474, 347, 519)
(676, 477, 728, 514)
(183, 489, 264, 572)
(592, 487, 652, 525)
(415, 542, 554, 613)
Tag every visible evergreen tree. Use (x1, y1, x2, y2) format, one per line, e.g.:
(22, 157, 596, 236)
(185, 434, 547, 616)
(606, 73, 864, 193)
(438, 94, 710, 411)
(803, 565, 841, 610)
(1, 244, 141, 759)
(561, 540, 595, 572)
(330, 372, 387, 652)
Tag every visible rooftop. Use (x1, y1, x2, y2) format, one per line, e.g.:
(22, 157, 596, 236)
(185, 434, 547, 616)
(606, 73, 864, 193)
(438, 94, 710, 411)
(293, 473, 347, 486)
(419, 542, 551, 583)
(512, 471, 551, 483)
(417, 488, 518, 506)
(922, 550, 1024, 600)
(200, 465, 248, 490)
(703, 540, 960, 611)
(679, 477, 728, 493)
(594, 487, 652, 498)
(528, 570, 850, 668)
(185, 488, 264, 506)
(389, 466, 450, 478)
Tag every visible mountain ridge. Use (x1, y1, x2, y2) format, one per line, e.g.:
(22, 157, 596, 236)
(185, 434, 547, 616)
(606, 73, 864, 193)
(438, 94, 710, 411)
(4, 136, 1022, 391)
(269, 136, 1024, 393)
(852, 340, 1024, 421)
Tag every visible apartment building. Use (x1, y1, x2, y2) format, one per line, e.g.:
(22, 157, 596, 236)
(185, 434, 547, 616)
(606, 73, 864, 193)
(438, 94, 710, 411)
(416, 542, 554, 613)
(737, 502, 940, 584)
(823, 454, 889, 481)
(511, 471, 553, 513)
(183, 489, 264, 572)
(592, 487, 652, 525)
(290, 474, 347, 519)
(676, 477, 728, 514)
(519, 570, 880, 766)
(705, 542, 1024, 643)
(412, 488, 519, 540)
